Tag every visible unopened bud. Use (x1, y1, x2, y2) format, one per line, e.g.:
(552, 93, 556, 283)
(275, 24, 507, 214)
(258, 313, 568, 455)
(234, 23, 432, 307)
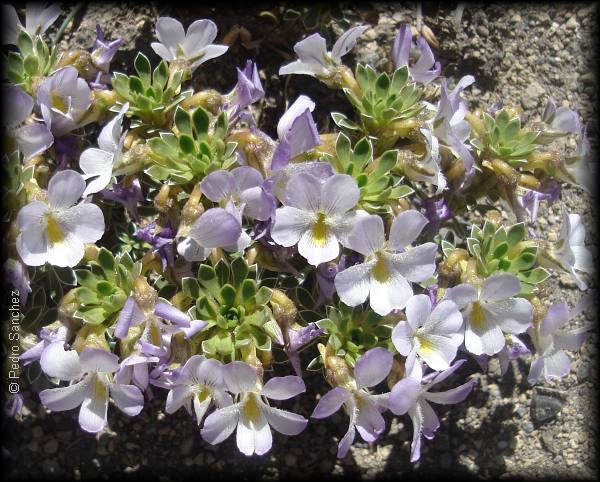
(132, 276, 157, 314)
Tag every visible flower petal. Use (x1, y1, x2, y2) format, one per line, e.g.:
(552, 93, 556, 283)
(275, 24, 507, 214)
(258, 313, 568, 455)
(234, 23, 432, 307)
(320, 174, 360, 216)
(40, 341, 83, 380)
(389, 210, 429, 250)
(200, 169, 236, 202)
(222, 361, 257, 394)
(260, 376, 305, 400)
(284, 172, 321, 212)
(297, 229, 340, 266)
(354, 347, 393, 389)
(110, 383, 144, 416)
(482, 298, 533, 334)
(480, 272, 521, 301)
(331, 25, 368, 63)
(346, 214, 385, 256)
(271, 206, 312, 247)
(443, 283, 477, 310)
(388, 376, 421, 415)
(464, 320, 505, 356)
(201, 403, 241, 445)
(12, 123, 54, 161)
(79, 382, 109, 433)
(423, 379, 477, 405)
(369, 269, 413, 316)
(60, 203, 105, 243)
(334, 261, 373, 307)
(39, 378, 91, 411)
(189, 208, 242, 249)
(47, 170, 86, 210)
(155, 17, 185, 49)
(355, 398, 385, 442)
(406, 294, 432, 331)
(262, 405, 308, 436)
(79, 348, 119, 374)
(390, 243, 437, 282)
(182, 19, 217, 55)
(311, 387, 352, 419)
(80, 148, 114, 196)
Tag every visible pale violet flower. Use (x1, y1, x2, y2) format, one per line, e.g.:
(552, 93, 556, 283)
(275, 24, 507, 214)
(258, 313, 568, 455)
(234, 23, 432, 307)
(497, 334, 530, 376)
(16, 170, 105, 267)
(392, 294, 464, 371)
(200, 166, 274, 221)
(270, 173, 365, 266)
(39, 344, 144, 433)
(177, 207, 242, 262)
(150, 17, 228, 72)
(444, 273, 533, 356)
(79, 103, 129, 197)
(527, 293, 593, 384)
(165, 355, 232, 425)
(432, 75, 475, 174)
(2, 84, 53, 161)
(334, 211, 437, 316)
(311, 347, 392, 458)
(388, 356, 476, 462)
(231, 60, 265, 112)
(270, 95, 320, 171)
(278, 26, 368, 79)
(20, 324, 68, 366)
(91, 25, 124, 73)
(539, 209, 594, 290)
(541, 97, 581, 136)
(404, 128, 446, 194)
(114, 351, 159, 392)
(37, 66, 92, 137)
(391, 24, 441, 84)
(201, 361, 308, 456)
(2, 2, 61, 45)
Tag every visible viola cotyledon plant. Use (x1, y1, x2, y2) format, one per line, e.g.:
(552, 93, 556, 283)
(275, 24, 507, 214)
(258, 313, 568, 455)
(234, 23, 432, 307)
(2, 3, 596, 463)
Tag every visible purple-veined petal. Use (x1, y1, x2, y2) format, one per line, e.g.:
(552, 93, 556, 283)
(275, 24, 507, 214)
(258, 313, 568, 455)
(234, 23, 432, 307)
(390, 243, 438, 282)
(40, 341, 83, 380)
(237, 404, 272, 456)
(337, 401, 357, 458)
(443, 283, 477, 310)
(311, 387, 352, 419)
(277, 95, 316, 140)
(60, 203, 105, 244)
(193, 396, 212, 425)
(110, 383, 144, 416)
(425, 300, 463, 334)
(354, 347, 393, 389)
(389, 210, 430, 250)
(166, 385, 193, 414)
(406, 294, 432, 331)
(554, 326, 590, 351)
(270, 206, 312, 247)
(320, 174, 360, 216)
(392, 320, 414, 356)
(155, 300, 191, 326)
(331, 25, 368, 63)
(480, 272, 522, 301)
(39, 378, 91, 411)
(182, 19, 218, 55)
(201, 402, 241, 445)
(464, 319, 505, 356)
(284, 172, 321, 212)
(200, 170, 236, 202)
(418, 399, 440, 439)
(483, 298, 533, 334)
(418, 334, 460, 371)
(293, 33, 328, 70)
(369, 267, 414, 316)
(355, 398, 385, 442)
(79, 379, 109, 433)
(16, 224, 48, 266)
(79, 348, 119, 374)
(47, 170, 86, 210)
(346, 214, 385, 256)
(189, 208, 242, 249)
(541, 302, 570, 338)
(13, 123, 54, 161)
(262, 404, 308, 435)
(260, 376, 305, 400)
(388, 376, 421, 415)
(155, 17, 185, 50)
(222, 361, 257, 394)
(334, 261, 373, 307)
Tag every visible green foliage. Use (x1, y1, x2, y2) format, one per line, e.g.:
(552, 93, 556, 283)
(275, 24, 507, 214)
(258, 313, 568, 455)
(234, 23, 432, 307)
(326, 133, 413, 213)
(182, 257, 278, 362)
(466, 220, 549, 294)
(314, 304, 393, 367)
(111, 53, 191, 131)
(146, 106, 237, 184)
(3, 30, 60, 94)
(342, 65, 425, 138)
(72, 250, 141, 325)
(470, 108, 540, 165)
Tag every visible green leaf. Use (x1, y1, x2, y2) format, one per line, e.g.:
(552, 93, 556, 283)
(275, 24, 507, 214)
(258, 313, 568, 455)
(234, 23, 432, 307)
(230, 257, 249, 288)
(241, 279, 257, 302)
(134, 52, 152, 85)
(98, 248, 116, 276)
(255, 286, 272, 306)
(182, 277, 201, 298)
(331, 112, 360, 131)
(179, 134, 196, 154)
(519, 267, 550, 284)
(153, 61, 169, 90)
(493, 242, 509, 259)
(75, 306, 107, 325)
(76, 269, 99, 290)
(174, 106, 191, 134)
(17, 30, 34, 55)
(23, 54, 39, 76)
(192, 106, 210, 134)
(220, 284, 237, 307)
(507, 223, 526, 247)
(197, 264, 220, 297)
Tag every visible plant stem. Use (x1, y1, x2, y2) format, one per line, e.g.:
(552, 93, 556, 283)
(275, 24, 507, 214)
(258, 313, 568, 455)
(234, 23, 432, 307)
(52, 2, 85, 46)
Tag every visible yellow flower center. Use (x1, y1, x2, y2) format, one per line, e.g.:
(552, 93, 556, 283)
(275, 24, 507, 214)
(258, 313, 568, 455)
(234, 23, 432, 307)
(196, 386, 211, 403)
(416, 334, 435, 355)
(311, 212, 329, 246)
(45, 214, 65, 244)
(372, 252, 391, 282)
(51, 93, 67, 112)
(470, 301, 487, 330)
(242, 393, 261, 424)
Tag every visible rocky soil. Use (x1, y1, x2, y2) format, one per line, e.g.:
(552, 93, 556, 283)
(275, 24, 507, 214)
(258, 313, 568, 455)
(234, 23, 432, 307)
(3, 2, 597, 480)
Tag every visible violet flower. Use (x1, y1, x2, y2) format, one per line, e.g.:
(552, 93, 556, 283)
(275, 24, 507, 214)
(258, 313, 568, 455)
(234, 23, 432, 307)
(422, 198, 452, 235)
(91, 24, 124, 73)
(270, 172, 365, 266)
(527, 294, 593, 384)
(150, 17, 228, 73)
(37, 66, 93, 137)
(542, 97, 581, 135)
(165, 355, 232, 425)
(20, 323, 68, 365)
(200, 166, 275, 221)
(201, 362, 308, 456)
(285, 322, 325, 376)
(431, 75, 475, 175)
(497, 334, 530, 376)
(2, 84, 53, 161)
(101, 178, 144, 221)
(444, 273, 534, 356)
(2, 2, 61, 45)
(135, 221, 176, 271)
(39, 344, 144, 433)
(311, 348, 393, 458)
(4, 258, 32, 306)
(232, 60, 264, 112)
(516, 180, 560, 223)
(392, 294, 464, 371)
(16, 170, 105, 267)
(115, 351, 160, 391)
(264, 161, 334, 204)
(270, 95, 321, 171)
(279, 26, 368, 79)
(388, 356, 476, 462)
(334, 211, 437, 316)
(392, 24, 441, 84)
(5, 393, 24, 418)
(315, 262, 338, 306)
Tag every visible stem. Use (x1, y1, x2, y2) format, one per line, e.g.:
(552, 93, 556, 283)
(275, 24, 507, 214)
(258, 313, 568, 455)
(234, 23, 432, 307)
(52, 2, 85, 46)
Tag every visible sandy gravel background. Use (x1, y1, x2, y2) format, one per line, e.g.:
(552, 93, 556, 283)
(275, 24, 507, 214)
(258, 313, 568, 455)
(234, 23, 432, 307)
(3, 3, 597, 480)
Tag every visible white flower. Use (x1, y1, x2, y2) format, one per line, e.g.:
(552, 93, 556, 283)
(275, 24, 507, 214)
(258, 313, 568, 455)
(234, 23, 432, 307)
(444, 273, 533, 356)
(392, 294, 464, 371)
(270, 173, 366, 266)
(279, 26, 368, 79)
(150, 17, 228, 72)
(334, 211, 438, 315)
(79, 103, 129, 197)
(2, 2, 61, 45)
(16, 170, 105, 267)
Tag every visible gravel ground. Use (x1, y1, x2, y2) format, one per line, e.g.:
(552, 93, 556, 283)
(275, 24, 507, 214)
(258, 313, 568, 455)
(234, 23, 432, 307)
(3, 3, 597, 480)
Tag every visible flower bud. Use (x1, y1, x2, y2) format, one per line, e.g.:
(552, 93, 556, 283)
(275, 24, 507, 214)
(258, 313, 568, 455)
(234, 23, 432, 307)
(318, 343, 356, 391)
(180, 90, 224, 115)
(270, 289, 297, 330)
(132, 276, 157, 314)
(177, 184, 204, 237)
(167, 332, 191, 369)
(72, 324, 109, 353)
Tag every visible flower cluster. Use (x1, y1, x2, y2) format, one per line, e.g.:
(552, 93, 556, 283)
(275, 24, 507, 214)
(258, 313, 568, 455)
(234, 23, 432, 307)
(3, 6, 595, 463)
